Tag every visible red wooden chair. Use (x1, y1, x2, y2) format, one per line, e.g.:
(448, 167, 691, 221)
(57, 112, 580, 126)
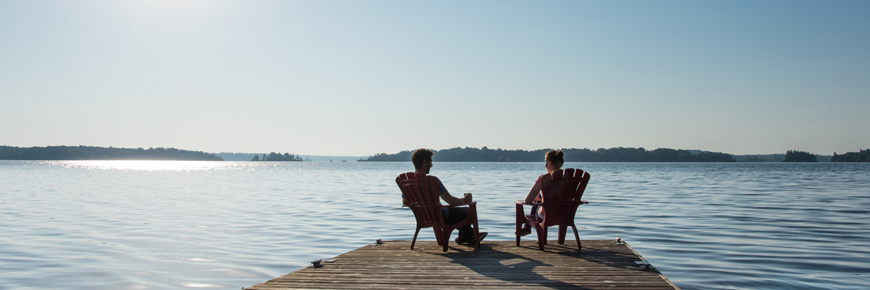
(515, 168, 590, 250)
(396, 172, 481, 252)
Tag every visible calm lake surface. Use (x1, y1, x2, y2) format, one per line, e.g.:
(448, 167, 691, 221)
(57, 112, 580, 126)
(1, 161, 869, 289)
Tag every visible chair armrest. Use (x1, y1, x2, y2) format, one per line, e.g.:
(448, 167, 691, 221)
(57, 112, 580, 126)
(514, 200, 541, 205)
(443, 201, 477, 208)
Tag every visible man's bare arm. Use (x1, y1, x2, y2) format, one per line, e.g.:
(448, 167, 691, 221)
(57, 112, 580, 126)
(440, 192, 472, 206)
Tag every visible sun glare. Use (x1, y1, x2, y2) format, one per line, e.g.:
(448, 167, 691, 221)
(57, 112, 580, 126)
(61, 160, 228, 171)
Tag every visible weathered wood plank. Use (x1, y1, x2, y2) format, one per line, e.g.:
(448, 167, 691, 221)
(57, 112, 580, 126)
(246, 240, 679, 290)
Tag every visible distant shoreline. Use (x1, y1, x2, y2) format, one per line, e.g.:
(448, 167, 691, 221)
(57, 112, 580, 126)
(0, 145, 222, 161)
(2, 145, 849, 162)
(356, 147, 837, 163)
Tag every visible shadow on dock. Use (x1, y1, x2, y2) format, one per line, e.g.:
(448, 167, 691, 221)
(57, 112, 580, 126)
(246, 240, 679, 289)
(442, 243, 582, 289)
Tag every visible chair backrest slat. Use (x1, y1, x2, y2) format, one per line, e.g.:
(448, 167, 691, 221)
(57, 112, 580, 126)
(396, 172, 445, 227)
(538, 168, 591, 226)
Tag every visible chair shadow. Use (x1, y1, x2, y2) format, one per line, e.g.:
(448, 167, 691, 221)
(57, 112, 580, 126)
(440, 244, 592, 290)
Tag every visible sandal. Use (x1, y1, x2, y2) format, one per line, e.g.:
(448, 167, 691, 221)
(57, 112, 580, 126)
(516, 225, 532, 236)
(456, 232, 489, 245)
(471, 232, 488, 245)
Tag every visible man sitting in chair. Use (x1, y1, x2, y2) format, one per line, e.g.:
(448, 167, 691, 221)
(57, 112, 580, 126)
(404, 148, 488, 245)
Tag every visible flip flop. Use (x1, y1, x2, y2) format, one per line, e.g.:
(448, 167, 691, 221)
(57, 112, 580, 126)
(471, 232, 488, 245)
(516, 226, 532, 236)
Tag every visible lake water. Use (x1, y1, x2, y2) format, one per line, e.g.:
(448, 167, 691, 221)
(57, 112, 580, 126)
(1, 161, 869, 289)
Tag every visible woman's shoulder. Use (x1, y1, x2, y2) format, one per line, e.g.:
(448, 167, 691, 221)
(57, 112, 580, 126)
(535, 173, 548, 183)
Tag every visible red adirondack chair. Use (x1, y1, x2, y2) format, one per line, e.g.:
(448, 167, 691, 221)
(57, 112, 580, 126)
(515, 168, 590, 250)
(396, 172, 481, 252)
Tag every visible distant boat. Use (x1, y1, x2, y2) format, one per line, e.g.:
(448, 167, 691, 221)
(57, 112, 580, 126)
(341, 159, 347, 162)
(330, 158, 333, 162)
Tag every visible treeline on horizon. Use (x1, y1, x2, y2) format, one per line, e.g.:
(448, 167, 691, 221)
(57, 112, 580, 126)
(831, 149, 870, 162)
(358, 147, 737, 162)
(779, 149, 869, 162)
(0, 146, 223, 161)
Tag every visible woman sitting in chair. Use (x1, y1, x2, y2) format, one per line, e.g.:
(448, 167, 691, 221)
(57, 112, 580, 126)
(517, 150, 564, 236)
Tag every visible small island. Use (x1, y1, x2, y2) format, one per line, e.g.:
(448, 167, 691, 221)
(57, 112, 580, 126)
(782, 150, 818, 162)
(251, 152, 303, 161)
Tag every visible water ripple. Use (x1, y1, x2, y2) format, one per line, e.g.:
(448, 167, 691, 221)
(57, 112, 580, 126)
(1, 161, 869, 289)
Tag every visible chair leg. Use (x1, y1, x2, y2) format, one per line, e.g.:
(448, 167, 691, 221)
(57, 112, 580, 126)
(558, 225, 567, 244)
(571, 224, 581, 250)
(441, 228, 452, 252)
(542, 226, 548, 245)
(474, 219, 481, 248)
(411, 226, 421, 250)
(534, 225, 546, 251)
(433, 228, 442, 246)
(515, 203, 524, 247)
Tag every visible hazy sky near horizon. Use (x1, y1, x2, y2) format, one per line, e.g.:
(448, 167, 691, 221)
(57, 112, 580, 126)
(2, 0, 868, 156)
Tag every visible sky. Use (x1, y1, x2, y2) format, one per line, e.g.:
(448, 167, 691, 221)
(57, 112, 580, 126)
(1, 0, 868, 156)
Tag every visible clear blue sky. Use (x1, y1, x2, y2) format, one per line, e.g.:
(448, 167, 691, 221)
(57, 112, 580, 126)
(2, 0, 868, 156)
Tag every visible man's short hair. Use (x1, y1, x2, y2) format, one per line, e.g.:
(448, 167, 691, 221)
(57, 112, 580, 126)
(412, 148, 433, 169)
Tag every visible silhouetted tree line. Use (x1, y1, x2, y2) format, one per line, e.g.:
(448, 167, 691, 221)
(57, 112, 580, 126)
(734, 154, 785, 162)
(251, 152, 303, 161)
(0, 145, 223, 161)
(782, 150, 818, 162)
(831, 149, 870, 162)
(358, 147, 736, 162)
(358, 151, 414, 162)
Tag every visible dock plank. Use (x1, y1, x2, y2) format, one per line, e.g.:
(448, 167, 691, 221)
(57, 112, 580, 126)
(247, 240, 679, 289)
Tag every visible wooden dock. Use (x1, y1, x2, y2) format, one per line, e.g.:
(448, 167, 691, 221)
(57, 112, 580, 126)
(246, 240, 679, 289)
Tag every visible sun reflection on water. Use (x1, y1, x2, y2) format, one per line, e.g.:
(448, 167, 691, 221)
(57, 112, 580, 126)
(57, 160, 234, 171)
